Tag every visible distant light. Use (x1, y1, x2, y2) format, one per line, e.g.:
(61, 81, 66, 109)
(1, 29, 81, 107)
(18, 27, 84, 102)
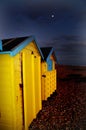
(51, 14, 54, 18)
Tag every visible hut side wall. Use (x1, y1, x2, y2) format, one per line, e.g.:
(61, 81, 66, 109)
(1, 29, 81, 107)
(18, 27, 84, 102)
(0, 54, 15, 130)
(41, 54, 57, 100)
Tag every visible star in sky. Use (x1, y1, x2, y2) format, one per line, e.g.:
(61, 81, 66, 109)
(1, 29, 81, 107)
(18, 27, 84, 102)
(51, 14, 55, 18)
(0, 0, 86, 65)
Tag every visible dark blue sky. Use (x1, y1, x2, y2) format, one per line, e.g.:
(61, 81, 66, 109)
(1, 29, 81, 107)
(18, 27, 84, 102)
(0, 0, 86, 65)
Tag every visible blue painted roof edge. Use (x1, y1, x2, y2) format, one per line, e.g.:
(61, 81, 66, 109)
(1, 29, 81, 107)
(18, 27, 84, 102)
(0, 36, 44, 59)
(10, 36, 34, 56)
(0, 40, 2, 51)
(0, 37, 34, 56)
(46, 47, 54, 62)
(0, 51, 11, 54)
(34, 37, 44, 60)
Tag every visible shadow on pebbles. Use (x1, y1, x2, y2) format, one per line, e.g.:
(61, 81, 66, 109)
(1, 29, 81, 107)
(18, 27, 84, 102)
(29, 81, 86, 130)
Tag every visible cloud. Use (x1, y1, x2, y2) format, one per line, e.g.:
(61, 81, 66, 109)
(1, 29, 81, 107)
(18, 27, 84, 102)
(41, 35, 86, 59)
(50, 35, 80, 46)
(59, 35, 80, 41)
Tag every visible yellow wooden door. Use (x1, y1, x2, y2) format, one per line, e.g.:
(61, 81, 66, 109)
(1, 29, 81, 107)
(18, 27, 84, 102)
(13, 53, 24, 130)
(34, 56, 42, 114)
(22, 52, 36, 130)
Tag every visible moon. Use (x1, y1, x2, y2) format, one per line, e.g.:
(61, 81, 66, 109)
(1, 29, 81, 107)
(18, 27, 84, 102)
(51, 14, 54, 18)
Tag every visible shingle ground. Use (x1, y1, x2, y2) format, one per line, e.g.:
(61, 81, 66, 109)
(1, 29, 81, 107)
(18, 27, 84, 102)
(29, 70, 86, 130)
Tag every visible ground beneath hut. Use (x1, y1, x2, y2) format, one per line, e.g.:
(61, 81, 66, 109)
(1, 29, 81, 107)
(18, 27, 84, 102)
(29, 65, 86, 130)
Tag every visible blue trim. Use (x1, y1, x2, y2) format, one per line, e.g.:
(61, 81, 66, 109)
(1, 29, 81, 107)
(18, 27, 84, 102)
(34, 37, 44, 60)
(0, 36, 44, 59)
(0, 40, 2, 51)
(10, 37, 34, 56)
(46, 48, 54, 62)
(0, 51, 11, 54)
(47, 59, 53, 71)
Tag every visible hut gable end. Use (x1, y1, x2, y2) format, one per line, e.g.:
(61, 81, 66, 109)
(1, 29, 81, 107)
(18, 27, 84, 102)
(24, 41, 40, 56)
(41, 47, 57, 71)
(0, 36, 44, 59)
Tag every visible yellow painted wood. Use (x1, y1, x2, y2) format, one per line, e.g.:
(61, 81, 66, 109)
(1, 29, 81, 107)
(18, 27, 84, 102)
(41, 62, 47, 100)
(41, 70, 57, 100)
(23, 52, 36, 130)
(12, 53, 24, 130)
(41, 62, 47, 73)
(23, 41, 40, 56)
(41, 76, 45, 100)
(22, 41, 42, 129)
(0, 55, 15, 130)
(0, 40, 42, 130)
(34, 56, 42, 114)
(41, 51, 57, 101)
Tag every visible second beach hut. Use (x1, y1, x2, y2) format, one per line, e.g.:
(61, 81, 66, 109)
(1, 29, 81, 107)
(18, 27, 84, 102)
(41, 47, 57, 100)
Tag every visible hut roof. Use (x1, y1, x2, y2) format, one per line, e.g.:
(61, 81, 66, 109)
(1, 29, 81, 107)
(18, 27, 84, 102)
(41, 47, 57, 62)
(0, 36, 44, 59)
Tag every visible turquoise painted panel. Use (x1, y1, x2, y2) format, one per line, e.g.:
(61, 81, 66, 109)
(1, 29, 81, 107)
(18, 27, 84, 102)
(0, 40, 2, 51)
(46, 48, 53, 62)
(47, 59, 53, 71)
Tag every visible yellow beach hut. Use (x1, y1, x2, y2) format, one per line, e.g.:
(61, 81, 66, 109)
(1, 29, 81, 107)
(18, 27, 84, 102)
(41, 47, 57, 100)
(0, 36, 44, 130)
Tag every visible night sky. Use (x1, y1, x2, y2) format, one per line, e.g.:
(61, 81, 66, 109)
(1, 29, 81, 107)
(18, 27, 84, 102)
(0, 0, 86, 66)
